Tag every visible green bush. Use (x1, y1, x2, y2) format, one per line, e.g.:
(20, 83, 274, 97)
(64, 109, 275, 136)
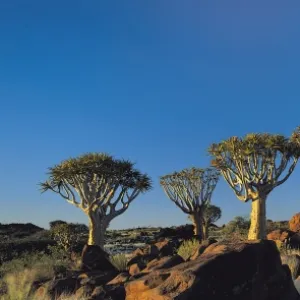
(49, 220, 67, 229)
(222, 216, 250, 235)
(177, 239, 199, 261)
(49, 223, 79, 253)
(110, 253, 128, 272)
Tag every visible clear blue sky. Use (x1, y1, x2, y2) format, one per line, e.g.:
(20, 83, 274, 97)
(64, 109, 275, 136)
(0, 1, 300, 229)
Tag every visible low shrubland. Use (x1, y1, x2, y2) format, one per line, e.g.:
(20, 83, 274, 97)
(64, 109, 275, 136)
(0, 250, 70, 299)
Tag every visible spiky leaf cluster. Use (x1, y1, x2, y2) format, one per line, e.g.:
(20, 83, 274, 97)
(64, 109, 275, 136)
(160, 167, 219, 214)
(40, 153, 152, 215)
(209, 130, 300, 202)
(41, 153, 151, 192)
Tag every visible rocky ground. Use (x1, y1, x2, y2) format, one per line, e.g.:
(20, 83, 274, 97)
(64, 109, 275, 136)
(33, 239, 300, 300)
(2, 219, 300, 299)
(0, 223, 203, 260)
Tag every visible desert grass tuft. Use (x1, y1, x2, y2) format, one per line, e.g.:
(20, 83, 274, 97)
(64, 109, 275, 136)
(177, 239, 199, 261)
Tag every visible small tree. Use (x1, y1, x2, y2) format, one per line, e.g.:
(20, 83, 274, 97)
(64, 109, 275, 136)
(223, 216, 250, 236)
(188, 204, 222, 239)
(49, 220, 67, 229)
(202, 204, 222, 239)
(209, 129, 300, 240)
(160, 167, 219, 241)
(69, 223, 89, 234)
(40, 153, 152, 248)
(49, 223, 79, 253)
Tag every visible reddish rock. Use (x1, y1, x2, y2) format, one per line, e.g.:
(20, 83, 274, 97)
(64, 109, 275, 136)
(91, 284, 125, 300)
(146, 244, 159, 256)
(153, 239, 174, 257)
(202, 242, 228, 254)
(290, 213, 300, 232)
(107, 272, 130, 285)
(131, 247, 144, 257)
(267, 229, 294, 242)
(78, 270, 117, 286)
(142, 255, 184, 273)
(127, 253, 157, 270)
(81, 244, 117, 272)
(190, 238, 218, 260)
(125, 240, 300, 300)
(129, 263, 142, 276)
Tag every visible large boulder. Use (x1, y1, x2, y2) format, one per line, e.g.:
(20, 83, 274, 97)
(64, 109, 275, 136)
(80, 244, 117, 272)
(125, 240, 300, 300)
(290, 213, 300, 232)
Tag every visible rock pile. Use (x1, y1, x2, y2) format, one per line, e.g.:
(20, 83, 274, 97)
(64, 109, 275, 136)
(32, 239, 299, 300)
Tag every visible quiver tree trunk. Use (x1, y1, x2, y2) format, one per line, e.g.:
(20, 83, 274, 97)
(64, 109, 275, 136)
(202, 222, 209, 240)
(248, 195, 267, 240)
(191, 212, 204, 241)
(88, 212, 110, 248)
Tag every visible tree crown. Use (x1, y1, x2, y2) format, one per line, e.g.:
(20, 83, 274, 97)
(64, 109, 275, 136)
(203, 204, 222, 224)
(208, 129, 300, 201)
(160, 167, 219, 214)
(209, 133, 300, 164)
(40, 152, 152, 194)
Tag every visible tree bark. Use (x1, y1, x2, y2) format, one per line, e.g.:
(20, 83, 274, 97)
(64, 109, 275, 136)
(202, 222, 209, 240)
(87, 212, 110, 248)
(248, 195, 267, 240)
(191, 212, 204, 241)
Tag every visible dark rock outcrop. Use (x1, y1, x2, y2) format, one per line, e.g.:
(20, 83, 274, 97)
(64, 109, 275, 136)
(125, 240, 300, 300)
(81, 244, 117, 272)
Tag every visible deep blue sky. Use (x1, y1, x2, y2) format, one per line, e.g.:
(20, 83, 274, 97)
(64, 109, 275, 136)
(0, 1, 300, 229)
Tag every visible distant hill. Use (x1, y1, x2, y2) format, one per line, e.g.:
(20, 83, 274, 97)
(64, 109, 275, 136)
(0, 223, 45, 239)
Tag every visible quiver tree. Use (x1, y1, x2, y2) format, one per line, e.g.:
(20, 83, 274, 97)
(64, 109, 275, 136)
(160, 167, 220, 241)
(40, 153, 152, 248)
(209, 128, 300, 240)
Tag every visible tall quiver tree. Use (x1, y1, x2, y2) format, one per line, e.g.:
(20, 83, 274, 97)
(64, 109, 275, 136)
(40, 153, 152, 248)
(209, 128, 300, 240)
(160, 167, 220, 241)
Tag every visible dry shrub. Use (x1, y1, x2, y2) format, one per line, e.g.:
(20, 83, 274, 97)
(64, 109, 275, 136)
(281, 254, 300, 279)
(2, 268, 38, 300)
(177, 239, 200, 260)
(110, 253, 128, 271)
